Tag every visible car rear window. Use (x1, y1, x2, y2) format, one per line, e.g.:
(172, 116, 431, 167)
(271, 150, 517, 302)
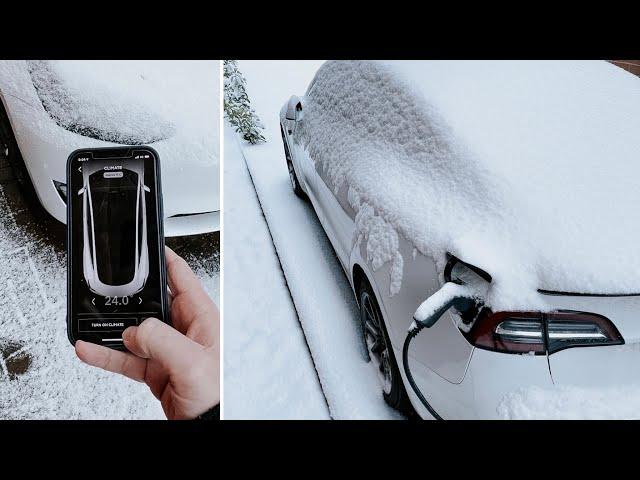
(89, 169, 139, 285)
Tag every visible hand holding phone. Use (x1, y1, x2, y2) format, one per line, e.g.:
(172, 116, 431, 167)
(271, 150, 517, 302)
(76, 247, 220, 419)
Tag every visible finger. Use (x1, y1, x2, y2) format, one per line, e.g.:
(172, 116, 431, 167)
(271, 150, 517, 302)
(164, 246, 218, 339)
(171, 293, 219, 347)
(122, 317, 203, 374)
(75, 340, 146, 382)
(145, 360, 170, 401)
(165, 246, 203, 297)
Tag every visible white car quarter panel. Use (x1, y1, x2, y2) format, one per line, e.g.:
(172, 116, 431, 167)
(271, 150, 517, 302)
(464, 347, 554, 419)
(362, 231, 475, 385)
(286, 102, 475, 389)
(544, 294, 640, 386)
(549, 344, 640, 387)
(542, 293, 640, 342)
(302, 150, 354, 269)
(397, 343, 476, 419)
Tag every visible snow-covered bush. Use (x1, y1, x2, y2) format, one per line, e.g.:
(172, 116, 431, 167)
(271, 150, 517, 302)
(223, 60, 265, 144)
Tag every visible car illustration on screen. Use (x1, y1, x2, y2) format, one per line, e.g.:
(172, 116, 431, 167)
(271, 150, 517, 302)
(78, 159, 149, 297)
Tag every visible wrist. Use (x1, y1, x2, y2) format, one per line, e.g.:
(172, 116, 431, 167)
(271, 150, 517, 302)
(194, 404, 219, 420)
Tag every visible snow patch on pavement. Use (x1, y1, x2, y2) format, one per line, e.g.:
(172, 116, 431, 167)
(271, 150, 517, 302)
(0, 186, 164, 419)
(222, 122, 329, 420)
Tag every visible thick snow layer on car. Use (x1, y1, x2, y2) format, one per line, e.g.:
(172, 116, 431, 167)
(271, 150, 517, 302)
(298, 60, 640, 310)
(497, 384, 640, 419)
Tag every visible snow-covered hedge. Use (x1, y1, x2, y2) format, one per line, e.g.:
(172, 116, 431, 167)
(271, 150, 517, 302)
(223, 60, 265, 144)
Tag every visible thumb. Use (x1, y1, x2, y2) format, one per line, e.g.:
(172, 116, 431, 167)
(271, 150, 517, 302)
(123, 317, 203, 374)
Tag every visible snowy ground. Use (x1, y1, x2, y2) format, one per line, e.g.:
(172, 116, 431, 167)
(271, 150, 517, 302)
(223, 122, 329, 419)
(0, 172, 218, 419)
(225, 60, 400, 419)
(498, 385, 640, 420)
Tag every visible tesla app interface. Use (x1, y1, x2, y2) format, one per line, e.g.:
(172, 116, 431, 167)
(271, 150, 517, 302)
(68, 149, 165, 347)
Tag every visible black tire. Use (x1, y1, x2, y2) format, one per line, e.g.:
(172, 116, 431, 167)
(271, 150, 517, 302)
(0, 99, 42, 211)
(357, 277, 412, 414)
(280, 124, 307, 200)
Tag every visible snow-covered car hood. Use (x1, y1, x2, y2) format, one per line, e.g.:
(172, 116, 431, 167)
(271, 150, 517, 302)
(27, 60, 176, 145)
(0, 60, 219, 219)
(298, 60, 640, 310)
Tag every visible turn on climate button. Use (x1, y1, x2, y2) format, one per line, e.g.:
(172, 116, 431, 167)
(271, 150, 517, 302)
(78, 318, 137, 332)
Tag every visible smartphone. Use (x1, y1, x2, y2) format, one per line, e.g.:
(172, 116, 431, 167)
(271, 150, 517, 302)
(67, 146, 169, 350)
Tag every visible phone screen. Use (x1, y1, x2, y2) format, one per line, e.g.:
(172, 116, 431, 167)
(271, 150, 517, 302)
(67, 147, 168, 349)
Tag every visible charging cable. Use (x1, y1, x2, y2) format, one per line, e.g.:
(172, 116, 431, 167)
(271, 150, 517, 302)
(403, 283, 475, 420)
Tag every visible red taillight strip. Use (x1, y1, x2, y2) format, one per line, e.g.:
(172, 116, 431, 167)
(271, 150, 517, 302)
(463, 309, 623, 355)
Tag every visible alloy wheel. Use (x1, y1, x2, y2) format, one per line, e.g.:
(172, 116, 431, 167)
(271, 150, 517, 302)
(361, 291, 393, 395)
(287, 160, 297, 191)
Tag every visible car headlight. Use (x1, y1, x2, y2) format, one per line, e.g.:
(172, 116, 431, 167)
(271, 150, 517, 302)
(53, 180, 66, 202)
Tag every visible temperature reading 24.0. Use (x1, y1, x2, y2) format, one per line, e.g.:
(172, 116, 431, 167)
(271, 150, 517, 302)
(104, 296, 130, 306)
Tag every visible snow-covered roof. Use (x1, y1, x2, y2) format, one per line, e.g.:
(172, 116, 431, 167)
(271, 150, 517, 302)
(299, 60, 640, 309)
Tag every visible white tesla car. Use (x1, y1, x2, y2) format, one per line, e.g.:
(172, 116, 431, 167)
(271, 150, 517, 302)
(281, 60, 640, 419)
(0, 60, 219, 236)
(79, 159, 149, 297)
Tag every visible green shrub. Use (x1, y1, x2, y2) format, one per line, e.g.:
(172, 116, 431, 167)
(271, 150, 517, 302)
(223, 60, 266, 144)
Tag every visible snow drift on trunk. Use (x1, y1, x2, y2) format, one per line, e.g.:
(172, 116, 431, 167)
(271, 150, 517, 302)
(297, 60, 640, 310)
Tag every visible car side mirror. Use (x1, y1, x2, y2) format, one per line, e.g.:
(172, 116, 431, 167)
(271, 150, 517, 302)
(285, 95, 303, 122)
(412, 282, 476, 329)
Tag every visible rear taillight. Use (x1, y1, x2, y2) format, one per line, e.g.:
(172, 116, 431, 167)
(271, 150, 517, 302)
(546, 311, 623, 353)
(465, 310, 623, 355)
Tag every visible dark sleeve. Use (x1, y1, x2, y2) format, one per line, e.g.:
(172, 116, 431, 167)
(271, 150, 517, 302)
(195, 404, 220, 420)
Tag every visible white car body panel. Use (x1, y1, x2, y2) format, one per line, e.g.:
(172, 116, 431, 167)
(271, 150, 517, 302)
(0, 60, 219, 237)
(283, 114, 479, 413)
(543, 294, 640, 388)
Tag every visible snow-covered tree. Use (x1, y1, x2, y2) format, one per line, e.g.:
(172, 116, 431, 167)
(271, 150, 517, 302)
(223, 60, 266, 144)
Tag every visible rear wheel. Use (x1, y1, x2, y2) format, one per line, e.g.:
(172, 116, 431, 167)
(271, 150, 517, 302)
(280, 125, 306, 200)
(358, 277, 412, 414)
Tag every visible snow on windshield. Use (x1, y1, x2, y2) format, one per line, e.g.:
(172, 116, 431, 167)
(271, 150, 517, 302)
(297, 60, 640, 310)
